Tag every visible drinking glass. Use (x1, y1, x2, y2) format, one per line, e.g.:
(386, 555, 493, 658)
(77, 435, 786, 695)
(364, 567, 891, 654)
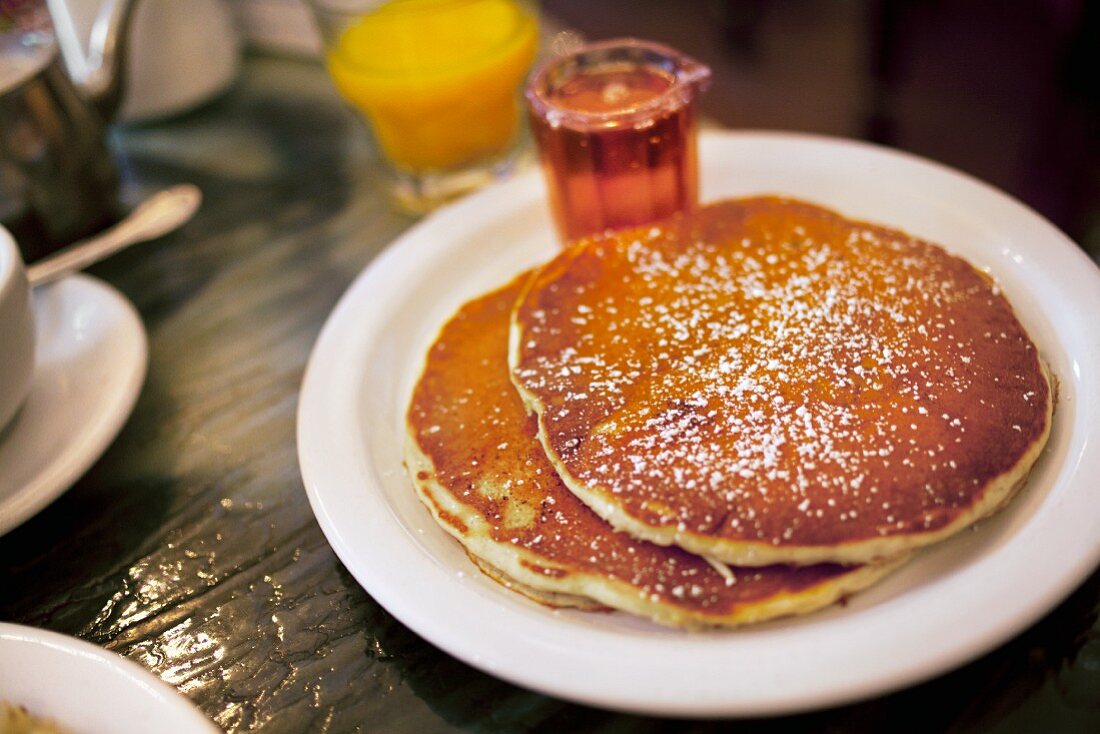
(310, 0, 539, 213)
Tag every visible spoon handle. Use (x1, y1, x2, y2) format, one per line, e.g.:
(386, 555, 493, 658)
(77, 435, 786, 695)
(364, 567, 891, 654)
(27, 184, 202, 287)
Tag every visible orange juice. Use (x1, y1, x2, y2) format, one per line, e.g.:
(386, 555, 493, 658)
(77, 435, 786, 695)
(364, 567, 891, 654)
(326, 0, 538, 172)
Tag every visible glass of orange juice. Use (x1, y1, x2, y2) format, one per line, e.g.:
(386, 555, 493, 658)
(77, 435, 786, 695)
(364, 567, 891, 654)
(310, 0, 539, 212)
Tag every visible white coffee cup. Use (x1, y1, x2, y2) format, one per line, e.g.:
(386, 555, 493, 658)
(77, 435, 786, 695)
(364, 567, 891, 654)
(0, 225, 35, 432)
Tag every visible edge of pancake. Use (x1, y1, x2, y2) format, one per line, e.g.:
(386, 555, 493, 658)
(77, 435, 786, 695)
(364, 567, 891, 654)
(465, 553, 609, 611)
(508, 236, 1056, 567)
(404, 430, 908, 630)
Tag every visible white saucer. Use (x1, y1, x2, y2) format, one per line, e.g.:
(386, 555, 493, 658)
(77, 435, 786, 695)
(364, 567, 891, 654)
(0, 623, 219, 733)
(0, 274, 147, 537)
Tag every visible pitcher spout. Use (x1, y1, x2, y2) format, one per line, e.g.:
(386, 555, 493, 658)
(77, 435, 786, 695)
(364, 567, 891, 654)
(46, 0, 138, 121)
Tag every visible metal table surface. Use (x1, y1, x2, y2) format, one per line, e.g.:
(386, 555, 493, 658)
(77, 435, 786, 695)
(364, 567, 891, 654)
(1, 53, 1097, 734)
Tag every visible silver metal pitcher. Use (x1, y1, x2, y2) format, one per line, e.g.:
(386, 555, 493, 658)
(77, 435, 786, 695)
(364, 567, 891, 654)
(0, 0, 137, 261)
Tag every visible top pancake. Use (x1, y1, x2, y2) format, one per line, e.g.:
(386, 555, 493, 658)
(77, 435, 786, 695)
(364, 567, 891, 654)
(510, 196, 1053, 566)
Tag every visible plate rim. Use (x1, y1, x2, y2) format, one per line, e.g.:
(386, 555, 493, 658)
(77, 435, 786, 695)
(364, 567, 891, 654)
(0, 622, 219, 733)
(297, 129, 1100, 716)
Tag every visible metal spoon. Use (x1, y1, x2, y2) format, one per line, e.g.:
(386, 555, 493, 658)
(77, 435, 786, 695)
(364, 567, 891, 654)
(27, 184, 203, 286)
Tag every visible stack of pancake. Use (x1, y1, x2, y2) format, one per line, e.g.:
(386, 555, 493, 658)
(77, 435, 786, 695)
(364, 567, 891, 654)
(405, 196, 1053, 630)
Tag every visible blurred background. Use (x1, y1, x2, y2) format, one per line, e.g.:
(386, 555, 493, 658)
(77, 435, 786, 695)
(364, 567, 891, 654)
(7, 0, 1096, 256)
(234, 0, 1098, 257)
(538, 0, 1099, 258)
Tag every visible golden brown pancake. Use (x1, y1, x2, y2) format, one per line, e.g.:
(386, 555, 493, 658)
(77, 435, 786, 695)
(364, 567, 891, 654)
(406, 274, 903, 629)
(465, 552, 608, 611)
(511, 197, 1053, 566)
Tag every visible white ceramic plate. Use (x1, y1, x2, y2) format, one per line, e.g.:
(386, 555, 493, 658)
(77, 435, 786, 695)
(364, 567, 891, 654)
(0, 274, 147, 537)
(297, 131, 1100, 716)
(0, 623, 219, 733)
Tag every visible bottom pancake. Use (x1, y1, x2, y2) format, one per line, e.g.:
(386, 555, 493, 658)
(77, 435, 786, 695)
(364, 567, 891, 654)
(467, 551, 610, 611)
(405, 274, 905, 630)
